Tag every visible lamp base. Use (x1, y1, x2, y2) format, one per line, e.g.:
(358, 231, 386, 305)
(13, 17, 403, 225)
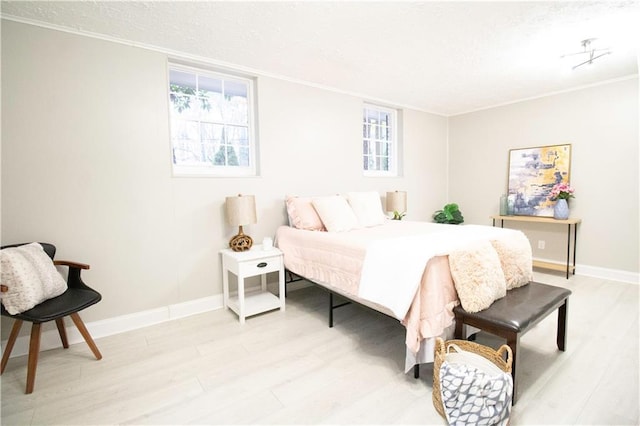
(229, 233, 253, 252)
(392, 211, 406, 220)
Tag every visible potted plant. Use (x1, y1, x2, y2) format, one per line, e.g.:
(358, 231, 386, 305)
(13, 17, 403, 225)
(549, 183, 575, 220)
(433, 203, 464, 224)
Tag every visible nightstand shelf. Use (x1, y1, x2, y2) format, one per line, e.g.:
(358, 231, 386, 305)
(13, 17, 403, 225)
(226, 290, 282, 318)
(220, 245, 285, 323)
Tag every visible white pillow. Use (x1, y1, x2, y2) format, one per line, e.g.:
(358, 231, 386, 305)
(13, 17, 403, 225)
(346, 191, 386, 227)
(448, 241, 507, 313)
(312, 195, 359, 232)
(0, 243, 68, 315)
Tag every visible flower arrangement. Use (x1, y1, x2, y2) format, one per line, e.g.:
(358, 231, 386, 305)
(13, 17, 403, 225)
(549, 183, 575, 201)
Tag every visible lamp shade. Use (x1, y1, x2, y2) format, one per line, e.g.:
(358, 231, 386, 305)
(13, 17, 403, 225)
(386, 191, 407, 213)
(225, 194, 257, 226)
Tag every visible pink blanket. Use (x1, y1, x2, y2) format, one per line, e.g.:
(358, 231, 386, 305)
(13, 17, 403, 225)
(402, 255, 459, 353)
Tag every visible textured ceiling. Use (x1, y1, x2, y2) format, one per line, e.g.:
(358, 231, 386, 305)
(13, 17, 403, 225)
(2, 1, 638, 115)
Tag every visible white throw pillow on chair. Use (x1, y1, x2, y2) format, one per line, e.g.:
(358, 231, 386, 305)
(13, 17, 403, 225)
(0, 243, 68, 315)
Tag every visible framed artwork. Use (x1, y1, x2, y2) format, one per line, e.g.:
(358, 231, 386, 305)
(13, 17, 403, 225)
(507, 144, 571, 217)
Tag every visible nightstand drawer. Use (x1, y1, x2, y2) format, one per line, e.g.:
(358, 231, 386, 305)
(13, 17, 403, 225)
(237, 256, 282, 277)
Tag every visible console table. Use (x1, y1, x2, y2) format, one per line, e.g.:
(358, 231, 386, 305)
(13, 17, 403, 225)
(490, 215, 581, 279)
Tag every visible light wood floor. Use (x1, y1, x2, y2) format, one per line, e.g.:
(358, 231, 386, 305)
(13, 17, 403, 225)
(1, 271, 638, 425)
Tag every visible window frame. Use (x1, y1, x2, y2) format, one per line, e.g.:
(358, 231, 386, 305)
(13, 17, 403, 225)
(168, 63, 258, 177)
(362, 103, 398, 177)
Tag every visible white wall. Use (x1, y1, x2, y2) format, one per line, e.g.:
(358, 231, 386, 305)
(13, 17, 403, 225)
(1, 21, 448, 338)
(448, 78, 639, 276)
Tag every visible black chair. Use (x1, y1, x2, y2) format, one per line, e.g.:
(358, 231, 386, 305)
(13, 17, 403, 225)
(1, 243, 102, 394)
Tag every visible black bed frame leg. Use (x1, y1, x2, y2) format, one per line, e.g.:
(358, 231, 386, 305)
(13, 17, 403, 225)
(329, 292, 334, 328)
(326, 291, 356, 328)
(414, 364, 420, 379)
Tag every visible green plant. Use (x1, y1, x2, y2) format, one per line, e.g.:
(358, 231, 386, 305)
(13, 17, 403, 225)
(433, 203, 464, 224)
(169, 84, 212, 113)
(213, 146, 239, 166)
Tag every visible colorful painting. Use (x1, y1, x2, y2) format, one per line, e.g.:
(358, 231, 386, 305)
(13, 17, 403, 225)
(508, 144, 571, 217)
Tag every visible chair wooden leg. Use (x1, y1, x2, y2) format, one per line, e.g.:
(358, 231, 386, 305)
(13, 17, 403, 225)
(26, 323, 42, 394)
(55, 318, 69, 349)
(1, 320, 23, 374)
(70, 313, 102, 360)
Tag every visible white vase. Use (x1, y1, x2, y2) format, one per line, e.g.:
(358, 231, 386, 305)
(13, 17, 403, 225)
(554, 199, 570, 220)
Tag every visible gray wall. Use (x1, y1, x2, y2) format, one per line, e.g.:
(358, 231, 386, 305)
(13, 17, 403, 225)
(1, 21, 448, 338)
(448, 78, 639, 274)
(2, 20, 638, 343)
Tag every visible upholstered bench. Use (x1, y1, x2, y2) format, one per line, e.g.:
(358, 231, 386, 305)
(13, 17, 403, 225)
(453, 281, 571, 405)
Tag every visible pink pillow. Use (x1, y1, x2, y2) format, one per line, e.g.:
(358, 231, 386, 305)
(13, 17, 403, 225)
(285, 196, 326, 231)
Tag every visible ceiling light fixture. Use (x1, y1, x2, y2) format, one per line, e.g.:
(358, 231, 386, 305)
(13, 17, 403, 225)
(561, 38, 611, 70)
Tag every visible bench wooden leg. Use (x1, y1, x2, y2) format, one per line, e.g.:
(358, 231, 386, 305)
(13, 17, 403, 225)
(506, 332, 520, 406)
(454, 316, 464, 339)
(557, 299, 568, 351)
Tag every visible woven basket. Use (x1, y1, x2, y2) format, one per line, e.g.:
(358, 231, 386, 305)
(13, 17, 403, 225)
(432, 337, 513, 419)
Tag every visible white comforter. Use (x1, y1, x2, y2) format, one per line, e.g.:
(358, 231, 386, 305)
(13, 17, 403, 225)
(359, 223, 525, 319)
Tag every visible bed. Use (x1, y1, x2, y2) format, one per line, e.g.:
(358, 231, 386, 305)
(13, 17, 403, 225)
(276, 193, 533, 374)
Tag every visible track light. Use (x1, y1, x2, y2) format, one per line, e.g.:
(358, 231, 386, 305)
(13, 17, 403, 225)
(561, 38, 611, 70)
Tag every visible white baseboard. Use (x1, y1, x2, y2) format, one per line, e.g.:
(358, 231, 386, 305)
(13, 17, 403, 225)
(1, 294, 225, 359)
(3, 264, 636, 359)
(576, 263, 639, 285)
(534, 256, 639, 285)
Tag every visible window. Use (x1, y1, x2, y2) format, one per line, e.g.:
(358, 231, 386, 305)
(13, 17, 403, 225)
(362, 104, 397, 176)
(168, 64, 256, 176)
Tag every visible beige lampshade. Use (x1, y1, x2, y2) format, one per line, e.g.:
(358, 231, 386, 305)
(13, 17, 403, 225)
(386, 191, 407, 213)
(225, 194, 257, 226)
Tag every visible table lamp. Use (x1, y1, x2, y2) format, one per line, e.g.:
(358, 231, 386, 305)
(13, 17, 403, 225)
(386, 191, 407, 220)
(225, 194, 257, 251)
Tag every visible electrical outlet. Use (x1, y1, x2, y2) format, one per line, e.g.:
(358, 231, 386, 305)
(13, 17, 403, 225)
(538, 240, 545, 250)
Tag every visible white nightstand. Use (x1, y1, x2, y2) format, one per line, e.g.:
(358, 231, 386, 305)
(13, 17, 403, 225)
(219, 244, 285, 324)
